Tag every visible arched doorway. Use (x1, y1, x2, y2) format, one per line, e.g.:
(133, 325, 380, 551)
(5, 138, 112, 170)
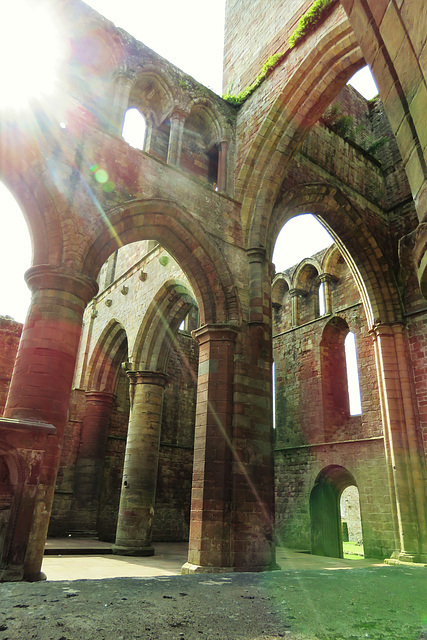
(310, 465, 362, 559)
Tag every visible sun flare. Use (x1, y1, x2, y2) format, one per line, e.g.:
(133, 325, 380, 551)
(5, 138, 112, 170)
(0, 1, 65, 110)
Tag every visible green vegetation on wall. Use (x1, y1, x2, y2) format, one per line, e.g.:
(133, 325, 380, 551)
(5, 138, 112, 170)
(223, 0, 338, 107)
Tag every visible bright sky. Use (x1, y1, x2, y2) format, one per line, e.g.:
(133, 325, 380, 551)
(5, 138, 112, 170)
(0, 1, 378, 323)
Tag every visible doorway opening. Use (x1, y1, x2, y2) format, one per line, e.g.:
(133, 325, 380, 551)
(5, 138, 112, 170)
(310, 465, 364, 559)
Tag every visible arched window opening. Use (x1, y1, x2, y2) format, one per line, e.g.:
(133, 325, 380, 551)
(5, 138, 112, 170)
(345, 332, 362, 416)
(318, 282, 326, 316)
(273, 214, 333, 273)
(340, 485, 364, 559)
(122, 108, 146, 150)
(0, 182, 32, 322)
(207, 145, 219, 188)
(347, 66, 378, 99)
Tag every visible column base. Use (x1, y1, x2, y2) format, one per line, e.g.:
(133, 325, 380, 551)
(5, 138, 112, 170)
(112, 545, 154, 557)
(181, 561, 281, 574)
(384, 551, 427, 566)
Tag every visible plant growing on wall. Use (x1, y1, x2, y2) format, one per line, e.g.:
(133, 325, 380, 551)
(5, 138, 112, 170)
(223, 0, 338, 107)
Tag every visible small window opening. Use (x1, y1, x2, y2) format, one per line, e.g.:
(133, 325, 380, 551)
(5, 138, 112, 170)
(122, 108, 146, 150)
(345, 332, 362, 415)
(207, 145, 219, 187)
(179, 320, 185, 331)
(318, 282, 326, 316)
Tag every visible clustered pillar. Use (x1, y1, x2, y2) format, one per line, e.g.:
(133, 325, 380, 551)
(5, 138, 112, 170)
(371, 322, 427, 563)
(113, 370, 167, 556)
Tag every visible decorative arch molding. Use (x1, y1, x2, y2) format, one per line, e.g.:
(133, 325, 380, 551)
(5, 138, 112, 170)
(185, 97, 231, 147)
(322, 244, 343, 277)
(133, 279, 197, 372)
(293, 258, 322, 291)
(85, 319, 128, 393)
(238, 9, 364, 246)
(268, 184, 402, 327)
(127, 65, 176, 127)
(81, 199, 241, 326)
(0, 162, 63, 267)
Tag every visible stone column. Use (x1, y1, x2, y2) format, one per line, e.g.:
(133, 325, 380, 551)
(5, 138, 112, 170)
(166, 109, 187, 167)
(318, 273, 334, 315)
(371, 322, 427, 562)
(218, 140, 229, 193)
(3, 265, 97, 580)
(113, 370, 167, 556)
(69, 391, 116, 535)
(290, 288, 304, 327)
(182, 323, 238, 573)
(109, 74, 134, 136)
(247, 248, 268, 324)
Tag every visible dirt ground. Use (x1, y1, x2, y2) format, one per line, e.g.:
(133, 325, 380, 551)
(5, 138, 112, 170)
(0, 564, 426, 640)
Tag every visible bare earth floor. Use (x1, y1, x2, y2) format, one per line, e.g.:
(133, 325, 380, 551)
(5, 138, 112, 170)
(0, 543, 425, 640)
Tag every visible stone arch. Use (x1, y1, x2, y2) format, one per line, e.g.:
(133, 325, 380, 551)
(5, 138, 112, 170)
(293, 259, 322, 323)
(271, 274, 291, 307)
(293, 258, 322, 289)
(86, 320, 128, 393)
(81, 199, 241, 326)
(0, 165, 63, 267)
(181, 99, 226, 186)
(322, 244, 343, 278)
(133, 279, 197, 372)
(269, 185, 402, 327)
(128, 66, 175, 127)
(310, 464, 359, 558)
(239, 9, 364, 245)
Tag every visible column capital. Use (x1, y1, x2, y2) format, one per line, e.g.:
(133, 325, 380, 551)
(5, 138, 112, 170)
(247, 247, 267, 264)
(289, 287, 307, 298)
(170, 106, 190, 122)
(369, 321, 405, 341)
(25, 265, 98, 304)
(85, 390, 116, 404)
(317, 272, 338, 284)
(127, 370, 168, 388)
(192, 323, 239, 346)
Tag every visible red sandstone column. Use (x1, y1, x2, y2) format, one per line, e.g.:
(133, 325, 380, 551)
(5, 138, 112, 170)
(112, 370, 167, 556)
(371, 322, 427, 562)
(3, 265, 97, 580)
(218, 140, 229, 193)
(166, 109, 187, 167)
(69, 391, 116, 535)
(182, 324, 237, 573)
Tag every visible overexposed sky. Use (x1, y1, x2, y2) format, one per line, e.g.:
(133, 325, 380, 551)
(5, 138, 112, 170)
(0, 1, 377, 323)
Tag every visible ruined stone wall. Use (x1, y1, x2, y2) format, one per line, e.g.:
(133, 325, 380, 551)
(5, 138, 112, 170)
(273, 247, 390, 558)
(0, 318, 22, 416)
(223, 0, 312, 94)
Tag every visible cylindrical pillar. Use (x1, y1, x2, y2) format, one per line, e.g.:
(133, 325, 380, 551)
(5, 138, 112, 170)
(113, 370, 167, 556)
(70, 391, 116, 535)
(3, 265, 97, 580)
(166, 109, 187, 167)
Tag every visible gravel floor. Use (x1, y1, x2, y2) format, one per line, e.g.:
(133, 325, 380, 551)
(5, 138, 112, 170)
(0, 564, 426, 640)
